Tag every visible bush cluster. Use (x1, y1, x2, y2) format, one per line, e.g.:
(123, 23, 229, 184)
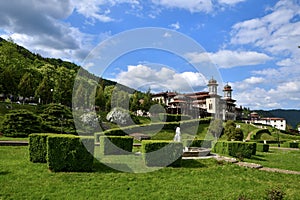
(212, 141, 256, 159)
(142, 140, 183, 167)
(100, 136, 133, 155)
(29, 133, 94, 172)
(2, 109, 42, 137)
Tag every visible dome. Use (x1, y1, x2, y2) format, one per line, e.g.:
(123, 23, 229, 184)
(208, 77, 217, 84)
(223, 83, 232, 91)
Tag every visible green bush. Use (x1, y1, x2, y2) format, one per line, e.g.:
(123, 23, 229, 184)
(185, 139, 212, 148)
(40, 104, 76, 134)
(212, 141, 256, 159)
(29, 133, 55, 163)
(256, 143, 269, 152)
(142, 140, 183, 167)
(100, 136, 133, 155)
(252, 129, 271, 140)
(47, 135, 94, 172)
(1, 109, 42, 137)
(282, 141, 299, 148)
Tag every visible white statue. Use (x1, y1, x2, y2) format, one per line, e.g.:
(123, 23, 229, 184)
(173, 127, 181, 142)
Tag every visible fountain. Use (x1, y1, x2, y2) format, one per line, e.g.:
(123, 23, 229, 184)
(173, 127, 211, 157)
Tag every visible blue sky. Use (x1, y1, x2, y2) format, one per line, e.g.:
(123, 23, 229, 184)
(1, 0, 300, 110)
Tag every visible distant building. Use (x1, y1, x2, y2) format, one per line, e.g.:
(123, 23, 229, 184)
(255, 118, 286, 131)
(151, 78, 242, 120)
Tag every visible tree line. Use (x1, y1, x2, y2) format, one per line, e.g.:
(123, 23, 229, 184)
(0, 37, 153, 112)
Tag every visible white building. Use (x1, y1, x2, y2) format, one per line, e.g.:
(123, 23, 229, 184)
(253, 117, 286, 131)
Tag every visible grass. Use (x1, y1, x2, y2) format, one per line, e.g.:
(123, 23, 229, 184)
(0, 136, 29, 141)
(244, 149, 300, 171)
(1, 146, 300, 199)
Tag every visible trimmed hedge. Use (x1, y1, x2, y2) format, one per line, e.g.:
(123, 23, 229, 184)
(29, 133, 55, 163)
(282, 141, 299, 148)
(158, 114, 192, 122)
(256, 143, 269, 152)
(47, 135, 94, 172)
(142, 140, 183, 167)
(100, 136, 133, 155)
(185, 139, 212, 148)
(212, 141, 256, 159)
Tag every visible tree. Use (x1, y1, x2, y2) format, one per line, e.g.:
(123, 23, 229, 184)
(224, 120, 244, 141)
(35, 76, 54, 104)
(18, 71, 39, 101)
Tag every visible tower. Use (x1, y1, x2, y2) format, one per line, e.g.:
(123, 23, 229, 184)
(207, 77, 218, 95)
(223, 83, 232, 99)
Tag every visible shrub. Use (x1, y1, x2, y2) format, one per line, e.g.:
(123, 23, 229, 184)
(256, 143, 269, 152)
(100, 136, 133, 155)
(1, 109, 42, 137)
(47, 135, 94, 172)
(40, 104, 76, 134)
(185, 139, 212, 148)
(142, 140, 183, 167)
(282, 141, 299, 148)
(29, 133, 55, 163)
(212, 141, 256, 159)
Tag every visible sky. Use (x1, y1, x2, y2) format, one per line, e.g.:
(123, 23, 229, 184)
(1, 0, 300, 110)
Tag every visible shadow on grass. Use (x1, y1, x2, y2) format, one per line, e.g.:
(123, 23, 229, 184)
(181, 159, 208, 168)
(250, 154, 267, 161)
(0, 171, 10, 175)
(93, 159, 122, 173)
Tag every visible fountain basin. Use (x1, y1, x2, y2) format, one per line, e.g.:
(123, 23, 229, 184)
(182, 147, 211, 157)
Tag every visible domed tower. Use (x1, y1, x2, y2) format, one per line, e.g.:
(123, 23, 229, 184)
(223, 83, 232, 99)
(207, 77, 218, 95)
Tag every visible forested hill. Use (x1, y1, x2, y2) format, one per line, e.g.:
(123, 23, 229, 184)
(254, 109, 300, 128)
(0, 37, 119, 106)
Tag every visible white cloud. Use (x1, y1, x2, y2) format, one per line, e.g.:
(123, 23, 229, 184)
(218, 0, 246, 5)
(230, 0, 300, 55)
(185, 50, 272, 68)
(72, 0, 140, 23)
(116, 64, 208, 92)
(170, 22, 180, 30)
(151, 0, 213, 13)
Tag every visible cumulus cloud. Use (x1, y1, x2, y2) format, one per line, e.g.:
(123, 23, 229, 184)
(151, 0, 213, 13)
(230, 0, 300, 55)
(185, 50, 272, 68)
(115, 64, 208, 92)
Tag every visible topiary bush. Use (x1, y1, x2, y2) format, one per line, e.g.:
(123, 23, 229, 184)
(29, 133, 55, 163)
(40, 104, 76, 134)
(212, 141, 256, 159)
(47, 135, 94, 172)
(142, 140, 183, 167)
(100, 136, 133, 155)
(256, 143, 269, 152)
(158, 114, 191, 122)
(1, 109, 42, 137)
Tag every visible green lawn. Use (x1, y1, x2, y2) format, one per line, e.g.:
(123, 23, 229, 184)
(1, 146, 300, 199)
(244, 149, 300, 171)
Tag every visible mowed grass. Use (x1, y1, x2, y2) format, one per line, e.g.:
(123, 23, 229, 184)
(244, 149, 300, 171)
(1, 146, 300, 199)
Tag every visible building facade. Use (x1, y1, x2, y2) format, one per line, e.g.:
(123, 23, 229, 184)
(151, 78, 241, 120)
